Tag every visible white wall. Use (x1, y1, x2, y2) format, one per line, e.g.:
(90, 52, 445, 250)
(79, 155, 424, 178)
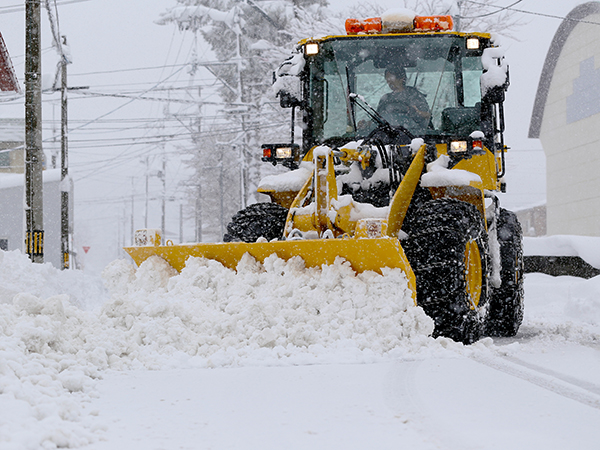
(540, 12, 600, 236)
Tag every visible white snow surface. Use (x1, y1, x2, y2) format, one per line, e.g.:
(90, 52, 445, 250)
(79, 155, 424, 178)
(0, 249, 430, 449)
(481, 47, 508, 95)
(258, 161, 312, 192)
(272, 50, 305, 98)
(421, 154, 482, 187)
(2, 236, 600, 449)
(381, 8, 416, 32)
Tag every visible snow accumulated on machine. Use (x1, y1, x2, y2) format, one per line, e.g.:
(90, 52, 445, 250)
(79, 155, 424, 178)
(125, 9, 523, 344)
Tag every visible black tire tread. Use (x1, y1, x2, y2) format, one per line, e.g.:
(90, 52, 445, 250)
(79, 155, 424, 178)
(223, 203, 288, 243)
(486, 208, 524, 337)
(404, 198, 490, 344)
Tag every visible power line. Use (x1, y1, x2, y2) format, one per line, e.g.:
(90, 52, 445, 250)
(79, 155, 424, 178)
(460, 0, 524, 19)
(72, 90, 203, 104)
(66, 65, 188, 134)
(0, 0, 90, 15)
(463, 0, 600, 25)
(69, 63, 191, 77)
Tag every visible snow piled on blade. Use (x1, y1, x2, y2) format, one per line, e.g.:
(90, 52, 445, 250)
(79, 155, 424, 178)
(103, 254, 433, 366)
(0, 249, 431, 448)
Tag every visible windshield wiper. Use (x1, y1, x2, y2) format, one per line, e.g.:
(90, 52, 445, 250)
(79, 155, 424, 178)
(349, 93, 415, 141)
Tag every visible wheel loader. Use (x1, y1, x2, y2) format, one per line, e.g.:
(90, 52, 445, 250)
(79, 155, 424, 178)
(125, 10, 524, 344)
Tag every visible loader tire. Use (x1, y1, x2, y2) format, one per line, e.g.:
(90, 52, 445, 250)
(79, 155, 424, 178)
(486, 208, 524, 337)
(223, 203, 288, 243)
(404, 198, 490, 344)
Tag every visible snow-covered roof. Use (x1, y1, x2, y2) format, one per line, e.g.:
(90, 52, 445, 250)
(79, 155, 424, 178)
(0, 31, 19, 93)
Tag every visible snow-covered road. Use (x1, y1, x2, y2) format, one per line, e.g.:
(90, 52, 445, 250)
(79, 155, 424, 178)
(89, 346, 600, 450)
(1, 249, 600, 449)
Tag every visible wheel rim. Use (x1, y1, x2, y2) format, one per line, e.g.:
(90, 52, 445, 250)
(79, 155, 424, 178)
(464, 240, 482, 309)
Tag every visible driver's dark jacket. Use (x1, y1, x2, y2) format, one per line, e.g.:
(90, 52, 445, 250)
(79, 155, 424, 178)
(377, 86, 430, 129)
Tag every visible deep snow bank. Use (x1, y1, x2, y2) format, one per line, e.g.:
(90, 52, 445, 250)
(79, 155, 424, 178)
(0, 249, 432, 449)
(0, 249, 108, 309)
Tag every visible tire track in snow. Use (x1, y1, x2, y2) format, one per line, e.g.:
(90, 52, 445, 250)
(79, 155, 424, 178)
(471, 354, 600, 410)
(504, 355, 600, 396)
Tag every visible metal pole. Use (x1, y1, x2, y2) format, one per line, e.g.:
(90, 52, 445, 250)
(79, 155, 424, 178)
(219, 165, 224, 239)
(25, 0, 44, 263)
(161, 154, 166, 240)
(60, 35, 69, 269)
(235, 30, 248, 210)
(454, 1, 463, 32)
(144, 156, 149, 228)
(179, 203, 183, 243)
(131, 177, 135, 245)
(196, 183, 202, 242)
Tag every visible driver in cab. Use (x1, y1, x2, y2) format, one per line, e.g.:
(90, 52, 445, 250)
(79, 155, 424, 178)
(376, 65, 431, 130)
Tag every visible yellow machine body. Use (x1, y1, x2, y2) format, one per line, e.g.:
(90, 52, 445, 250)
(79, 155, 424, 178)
(124, 145, 441, 303)
(124, 19, 516, 344)
(124, 139, 494, 307)
(124, 28, 504, 311)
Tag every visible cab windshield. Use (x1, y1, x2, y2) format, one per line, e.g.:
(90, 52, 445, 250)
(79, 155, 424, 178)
(308, 35, 485, 143)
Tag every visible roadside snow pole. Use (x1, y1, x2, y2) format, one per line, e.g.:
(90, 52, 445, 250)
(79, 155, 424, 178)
(25, 0, 44, 263)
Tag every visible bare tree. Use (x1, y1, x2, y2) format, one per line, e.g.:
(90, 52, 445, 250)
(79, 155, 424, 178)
(158, 0, 332, 240)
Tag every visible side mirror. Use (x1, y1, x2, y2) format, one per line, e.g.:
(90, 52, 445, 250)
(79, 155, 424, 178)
(278, 90, 302, 109)
(481, 51, 510, 105)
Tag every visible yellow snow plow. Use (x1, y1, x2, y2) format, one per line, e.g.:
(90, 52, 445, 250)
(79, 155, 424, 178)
(125, 144, 426, 301)
(125, 11, 524, 344)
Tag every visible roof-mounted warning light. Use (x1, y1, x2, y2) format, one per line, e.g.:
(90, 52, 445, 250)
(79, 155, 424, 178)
(345, 14, 453, 35)
(345, 17, 382, 35)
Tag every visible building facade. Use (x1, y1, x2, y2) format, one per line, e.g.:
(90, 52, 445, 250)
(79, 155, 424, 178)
(529, 2, 600, 236)
(0, 121, 70, 269)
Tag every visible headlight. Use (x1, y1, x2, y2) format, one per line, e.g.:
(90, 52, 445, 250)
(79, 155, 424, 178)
(261, 143, 300, 168)
(466, 37, 480, 50)
(275, 147, 294, 159)
(305, 43, 319, 55)
(450, 141, 468, 153)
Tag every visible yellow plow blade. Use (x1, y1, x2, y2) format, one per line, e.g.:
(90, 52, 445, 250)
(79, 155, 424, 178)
(124, 238, 416, 299)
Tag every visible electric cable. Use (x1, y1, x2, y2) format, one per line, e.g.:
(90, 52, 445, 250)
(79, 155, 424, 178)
(0, 0, 89, 15)
(459, 0, 524, 19)
(463, 0, 600, 25)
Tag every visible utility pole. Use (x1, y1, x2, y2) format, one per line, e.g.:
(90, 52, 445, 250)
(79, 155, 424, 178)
(60, 35, 70, 269)
(25, 0, 44, 263)
(454, 1, 463, 32)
